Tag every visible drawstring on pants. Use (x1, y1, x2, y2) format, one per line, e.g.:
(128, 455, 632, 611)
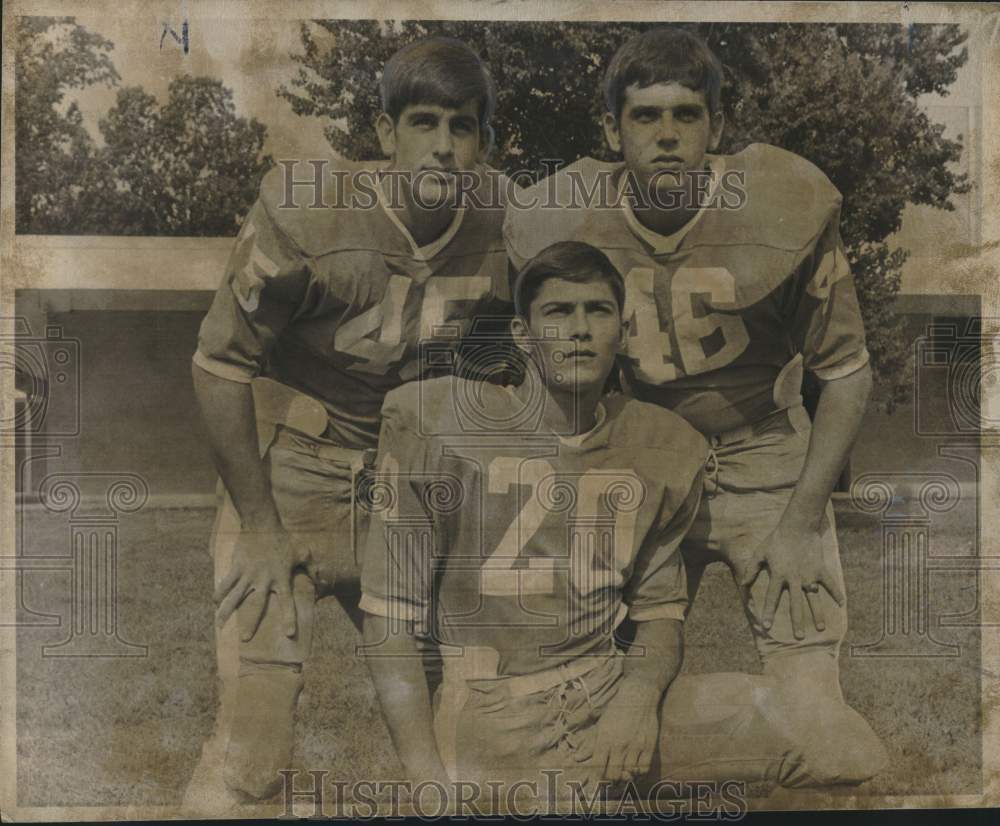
(704, 447, 720, 498)
(544, 671, 596, 754)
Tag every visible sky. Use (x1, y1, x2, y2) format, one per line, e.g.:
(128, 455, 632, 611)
(66, 15, 334, 159)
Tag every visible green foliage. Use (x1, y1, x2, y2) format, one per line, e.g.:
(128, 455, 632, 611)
(280, 21, 970, 404)
(87, 76, 273, 235)
(15, 16, 119, 233)
(16, 18, 272, 236)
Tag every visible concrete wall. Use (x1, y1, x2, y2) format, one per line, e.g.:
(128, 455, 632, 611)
(15, 292, 218, 501)
(13, 287, 982, 504)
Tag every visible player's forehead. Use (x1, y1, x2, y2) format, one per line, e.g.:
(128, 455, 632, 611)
(622, 81, 709, 112)
(531, 276, 618, 307)
(396, 99, 480, 121)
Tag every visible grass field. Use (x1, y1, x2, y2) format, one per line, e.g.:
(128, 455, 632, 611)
(14, 498, 982, 808)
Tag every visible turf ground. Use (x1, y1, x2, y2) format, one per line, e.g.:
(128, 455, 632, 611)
(13, 497, 982, 808)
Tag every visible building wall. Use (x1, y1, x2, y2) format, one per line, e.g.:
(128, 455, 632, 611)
(14, 289, 982, 504)
(15, 294, 218, 500)
(850, 308, 981, 493)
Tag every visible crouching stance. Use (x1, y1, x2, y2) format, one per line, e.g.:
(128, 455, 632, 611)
(361, 242, 882, 811)
(184, 36, 508, 809)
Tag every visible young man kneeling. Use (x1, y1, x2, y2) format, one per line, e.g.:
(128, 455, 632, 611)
(361, 241, 878, 812)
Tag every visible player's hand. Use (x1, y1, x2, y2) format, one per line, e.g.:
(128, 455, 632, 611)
(214, 526, 305, 642)
(740, 515, 846, 640)
(580, 678, 661, 786)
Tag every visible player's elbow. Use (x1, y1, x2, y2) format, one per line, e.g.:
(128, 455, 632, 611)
(821, 359, 872, 402)
(853, 360, 874, 402)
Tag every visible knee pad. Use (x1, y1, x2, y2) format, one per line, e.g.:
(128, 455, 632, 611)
(224, 665, 305, 800)
(776, 691, 888, 787)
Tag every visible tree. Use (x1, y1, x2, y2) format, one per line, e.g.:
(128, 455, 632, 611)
(91, 76, 273, 236)
(15, 16, 119, 233)
(279, 21, 970, 405)
(17, 18, 270, 236)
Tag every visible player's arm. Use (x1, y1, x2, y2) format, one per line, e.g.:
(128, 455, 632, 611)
(359, 399, 449, 785)
(362, 616, 450, 786)
(587, 617, 684, 786)
(587, 468, 702, 785)
(193, 364, 298, 639)
(193, 185, 316, 636)
(756, 362, 869, 637)
(744, 212, 870, 638)
(791, 365, 871, 533)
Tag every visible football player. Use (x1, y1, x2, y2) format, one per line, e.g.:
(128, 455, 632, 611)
(361, 241, 884, 808)
(503, 27, 887, 785)
(185, 37, 509, 808)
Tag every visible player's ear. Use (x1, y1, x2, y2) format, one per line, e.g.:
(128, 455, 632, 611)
(510, 314, 532, 354)
(376, 112, 396, 158)
(616, 313, 629, 353)
(478, 124, 495, 162)
(708, 110, 725, 152)
(603, 112, 623, 154)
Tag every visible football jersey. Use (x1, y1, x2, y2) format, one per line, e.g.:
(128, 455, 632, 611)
(503, 144, 870, 437)
(359, 376, 706, 679)
(195, 160, 511, 450)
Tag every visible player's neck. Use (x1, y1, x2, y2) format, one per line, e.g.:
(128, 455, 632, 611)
(624, 161, 714, 238)
(380, 175, 459, 248)
(518, 376, 603, 436)
(631, 200, 700, 237)
(401, 200, 458, 247)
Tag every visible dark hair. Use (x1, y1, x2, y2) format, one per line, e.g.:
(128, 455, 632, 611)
(603, 27, 723, 119)
(514, 241, 625, 318)
(380, 37, 496, 133)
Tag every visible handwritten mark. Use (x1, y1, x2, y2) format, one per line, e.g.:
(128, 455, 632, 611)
(160, 19, 189, 54)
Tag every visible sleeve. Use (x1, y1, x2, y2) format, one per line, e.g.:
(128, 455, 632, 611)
(502, 202, 532, 279)
(623, 469, 703, 623)
(359, 403, 436, 634)
(495, 245, 517, 306)
(472, 257, 515, 332)
(193, 190, 315, 383)
(786, 210, 870, 382)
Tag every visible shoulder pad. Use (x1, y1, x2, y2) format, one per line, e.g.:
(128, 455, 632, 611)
(607, 395, 709, 476)
(505, 158, 624, 264)
(258, 158, 380, 254)
(719, 144, 842, 250)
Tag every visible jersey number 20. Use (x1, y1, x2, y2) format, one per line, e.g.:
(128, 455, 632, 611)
(482, 458, 642, 599)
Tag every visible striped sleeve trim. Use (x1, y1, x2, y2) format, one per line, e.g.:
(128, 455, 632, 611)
(629, 602, 687, 623)
(359, 592, 423, 622)
(810, 348, 870, 382)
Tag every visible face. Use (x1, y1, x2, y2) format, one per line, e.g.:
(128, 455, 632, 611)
(603, 81, 724, 197)
(377, 98, 486, 208)
(512, 277, 626, 395)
